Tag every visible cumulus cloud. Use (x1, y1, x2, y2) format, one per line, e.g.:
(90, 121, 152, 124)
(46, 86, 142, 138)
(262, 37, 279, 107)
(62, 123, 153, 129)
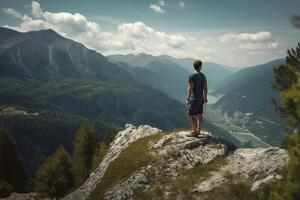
(150, 0, 166, 13)
(2, 1, 213, 58)
(149, 4, 165, 13)
(31, 1, 43, 18)
(179, 1, 185, 8)
(2, 8, 22, 19)
(219, 31, 272, 43)
(218, 31, 279, 52)
(118, 21, 186, 48)
(1, 1, 283, 67)
(158, 0, 165, 6)
(239, 42, 279, 50)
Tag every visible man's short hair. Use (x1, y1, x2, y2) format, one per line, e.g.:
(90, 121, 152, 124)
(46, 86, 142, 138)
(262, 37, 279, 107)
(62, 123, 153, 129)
(193, 60, 202, 71)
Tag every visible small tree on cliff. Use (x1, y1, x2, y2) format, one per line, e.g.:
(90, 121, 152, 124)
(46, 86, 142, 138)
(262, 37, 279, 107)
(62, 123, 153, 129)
(34, 146, 73, 198)
(72, 122, 97, 187)
(0, 126, 27, 198)
(91, 132, 115, 170)
(91, 142, 109, 170)
(256, 42, 300, 199)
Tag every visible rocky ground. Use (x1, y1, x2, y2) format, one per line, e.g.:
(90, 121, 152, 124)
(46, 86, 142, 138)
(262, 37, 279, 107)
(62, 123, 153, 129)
(102, 128, 287, 200)
(3, 124, 288, 200)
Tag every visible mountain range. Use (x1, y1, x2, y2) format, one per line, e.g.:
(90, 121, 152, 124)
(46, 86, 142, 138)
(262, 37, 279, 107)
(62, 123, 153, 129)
(0, 27, 244, 189)
(108, 54, 235, 102)
(0, 27, 188, 129)
(212, 59, 285, 146)
(0, 27, 189, 188)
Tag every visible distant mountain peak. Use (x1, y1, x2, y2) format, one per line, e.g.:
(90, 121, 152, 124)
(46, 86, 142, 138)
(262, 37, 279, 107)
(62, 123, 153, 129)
(36, 28, 60, 35)
(26, 28, 64, 40)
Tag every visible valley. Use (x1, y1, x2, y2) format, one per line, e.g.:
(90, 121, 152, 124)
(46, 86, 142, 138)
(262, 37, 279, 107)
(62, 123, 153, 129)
(0, 27, 287, 192)
(205, 106, 271, 148)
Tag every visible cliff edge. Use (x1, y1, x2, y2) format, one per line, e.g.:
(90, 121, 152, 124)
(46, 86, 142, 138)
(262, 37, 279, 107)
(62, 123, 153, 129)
(3, 124, 287, 200)
(64, 124, 288, 200)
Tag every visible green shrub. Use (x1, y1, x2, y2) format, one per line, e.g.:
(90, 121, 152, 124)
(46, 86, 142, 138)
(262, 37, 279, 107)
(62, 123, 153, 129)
(223, 182, 252, 200)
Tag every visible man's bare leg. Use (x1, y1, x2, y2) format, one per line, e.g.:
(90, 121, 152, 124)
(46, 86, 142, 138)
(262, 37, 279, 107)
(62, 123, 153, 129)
(188, 115, 198, 135)
(197, 114, 203, 134)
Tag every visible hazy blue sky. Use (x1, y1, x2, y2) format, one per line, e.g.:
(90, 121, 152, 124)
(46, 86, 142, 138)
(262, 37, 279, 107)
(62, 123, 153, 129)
(0, 0, 299, 67)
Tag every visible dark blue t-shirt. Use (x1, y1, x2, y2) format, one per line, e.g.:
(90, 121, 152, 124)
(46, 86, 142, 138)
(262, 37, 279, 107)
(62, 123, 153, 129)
(188, 72, 207, 101)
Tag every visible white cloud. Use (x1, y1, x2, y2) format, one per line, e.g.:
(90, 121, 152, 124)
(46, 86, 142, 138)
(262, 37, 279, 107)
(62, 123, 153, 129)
(149, 4, 165, 13)
(1, 1, 283, 67)
(217, 31, 279, 52)
(219, 31, 272, 43)
(31, 1, 43, 18)
(118, 21, 155, 39)
(239, 42, 279, 50)
(196, 46, 216, 54)
(2, 8, 22, 19)
(179, 1, 185, 8)
(158, 0, 165, 6)
(118, 21, 187, 48)
(2, 2, 204, 57)
(117, 21, 189, 53)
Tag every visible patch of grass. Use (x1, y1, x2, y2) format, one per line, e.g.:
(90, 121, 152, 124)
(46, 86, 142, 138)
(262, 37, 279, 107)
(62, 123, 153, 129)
(89, 133, 164, 200)
(201, 178, 260, 200)
(136, 156, 228, 200)
(135, 185, 165, 200)
(185, 157, 228, 177)
(223, 170, 242, 181)
(223, 182, 253, 200)
(169, 157, 228, 199)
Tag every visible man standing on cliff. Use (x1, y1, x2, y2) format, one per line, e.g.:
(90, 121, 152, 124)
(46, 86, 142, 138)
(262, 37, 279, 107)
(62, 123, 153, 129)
(186, 60, 208, 137)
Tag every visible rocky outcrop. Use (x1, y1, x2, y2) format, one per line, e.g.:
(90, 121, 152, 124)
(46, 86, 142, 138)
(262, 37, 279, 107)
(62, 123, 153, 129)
(193, 147, 288, 193)
(63, 124, 161, 200)
(149, 131, 235, 175)
(103, 131, 235, 200)
(63, 124, 288, 200)
(103, 131, 287, 200)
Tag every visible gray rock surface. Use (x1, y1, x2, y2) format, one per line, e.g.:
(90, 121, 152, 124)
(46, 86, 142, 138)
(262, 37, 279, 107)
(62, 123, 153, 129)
(104, 131, 235, 200)
(251, 174, 283, 191)
(104, 170, 149, 200)
(150, 131, 235, 173)
(193, 147, 288, 193)
(63, 124, 161, 200)
(63, 125, 288, 200)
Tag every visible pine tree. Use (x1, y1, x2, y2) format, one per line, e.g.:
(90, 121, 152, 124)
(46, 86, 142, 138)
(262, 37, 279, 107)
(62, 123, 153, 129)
(0, 126, 27, 198)
(273, 43, 300, 129)
(90, 132, 114, 170)
(256, 43, 300, 199)
(34, 146, 73, 198)
(72, 122, 97, 187)
(91, 142, 109, 170)
(272, 43, 300, 122)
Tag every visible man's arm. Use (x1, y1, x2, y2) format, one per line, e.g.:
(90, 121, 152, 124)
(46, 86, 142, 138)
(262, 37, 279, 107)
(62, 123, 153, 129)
(186, 82, 194, 105)
(204, 82, 208, 103)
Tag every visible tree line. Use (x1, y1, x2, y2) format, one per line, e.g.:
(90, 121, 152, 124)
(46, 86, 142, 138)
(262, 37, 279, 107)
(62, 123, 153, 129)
(0, 122, 114, 198)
